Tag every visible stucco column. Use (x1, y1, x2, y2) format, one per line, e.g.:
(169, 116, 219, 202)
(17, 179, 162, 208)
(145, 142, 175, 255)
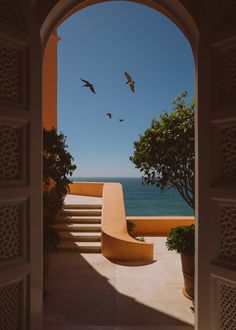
(43, 30, 60, 130)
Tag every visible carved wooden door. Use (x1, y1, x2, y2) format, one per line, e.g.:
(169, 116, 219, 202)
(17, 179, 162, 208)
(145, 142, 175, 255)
(197, 3, 236, 329)
(0, 0, 42, 329)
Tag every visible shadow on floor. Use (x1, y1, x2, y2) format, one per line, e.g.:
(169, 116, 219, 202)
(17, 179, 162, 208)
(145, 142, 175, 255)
(109, 259, 157, 266)
(43, 252, 193, 328)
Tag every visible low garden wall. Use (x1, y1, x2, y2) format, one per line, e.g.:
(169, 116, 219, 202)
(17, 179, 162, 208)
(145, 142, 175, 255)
(127, 216, 195, 236)
(69, 181, 104, 197)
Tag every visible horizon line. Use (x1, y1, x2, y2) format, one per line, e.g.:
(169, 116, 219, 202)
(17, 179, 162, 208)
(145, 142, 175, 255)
(71, 176, 141, 178)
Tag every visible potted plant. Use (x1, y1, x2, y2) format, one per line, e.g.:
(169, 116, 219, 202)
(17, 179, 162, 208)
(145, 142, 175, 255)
(166, 224, 195, 300)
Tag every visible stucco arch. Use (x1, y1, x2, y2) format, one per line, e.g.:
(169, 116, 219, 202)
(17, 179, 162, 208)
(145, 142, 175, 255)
(37, 0, 202, 58)
(39, 0, 201, 318)
(0, 1, 235, 329)
(41, 0, 200, 130)
(39, 0, 201, 325)
(36, 1, 236, 329)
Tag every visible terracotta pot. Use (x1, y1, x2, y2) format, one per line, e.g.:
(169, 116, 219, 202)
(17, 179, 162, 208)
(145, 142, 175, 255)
(181, 253, 194, 300)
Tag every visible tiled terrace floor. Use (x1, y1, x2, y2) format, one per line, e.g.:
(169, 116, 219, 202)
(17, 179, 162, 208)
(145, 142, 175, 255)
(43, 237, 194, 330)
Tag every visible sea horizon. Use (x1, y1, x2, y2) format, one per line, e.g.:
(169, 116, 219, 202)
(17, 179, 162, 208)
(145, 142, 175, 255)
(72, 177, 194, 216)
(74, 176, 141, 179)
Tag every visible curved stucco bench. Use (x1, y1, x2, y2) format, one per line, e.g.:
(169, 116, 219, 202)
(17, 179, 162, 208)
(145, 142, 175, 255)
(101, 183, 153, 261)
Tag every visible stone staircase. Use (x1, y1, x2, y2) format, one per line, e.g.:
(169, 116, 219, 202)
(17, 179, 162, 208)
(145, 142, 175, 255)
(53, 203, 102, 253)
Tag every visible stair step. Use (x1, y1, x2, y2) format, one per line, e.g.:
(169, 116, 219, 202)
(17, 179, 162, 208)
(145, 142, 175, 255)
(53, 223, 101, 232)
(63, 204, 102, 210)
(56, 216, 101, 224)
(60, 209, 102, 216)
(59, 232, 101, 242)
(59, 242, 101, 253)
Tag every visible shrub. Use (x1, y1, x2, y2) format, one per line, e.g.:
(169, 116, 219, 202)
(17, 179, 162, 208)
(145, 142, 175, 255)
(127, 220, 135, 235)
(127, 221, 145, 242)
(43, 128, 77, 223)
(43, 128, 76, 254)
(166, 224, 195, 256)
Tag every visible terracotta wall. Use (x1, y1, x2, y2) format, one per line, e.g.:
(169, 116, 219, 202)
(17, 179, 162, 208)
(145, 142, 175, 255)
(43, 30, 60, 130)
(69, 182, 104, 197)
(101, 183, 154, 261)
(127, 216, 195, 236)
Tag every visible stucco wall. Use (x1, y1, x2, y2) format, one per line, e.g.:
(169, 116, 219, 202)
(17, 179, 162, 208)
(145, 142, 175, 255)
(43, 30, 60, 130)
(127, 216, 195, 236)
(101, 183, 154, 261)
(69, 182, 104, 197)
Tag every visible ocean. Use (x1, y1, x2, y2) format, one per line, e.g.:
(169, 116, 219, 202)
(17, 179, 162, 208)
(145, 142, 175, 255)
(72, 177, 193, 216)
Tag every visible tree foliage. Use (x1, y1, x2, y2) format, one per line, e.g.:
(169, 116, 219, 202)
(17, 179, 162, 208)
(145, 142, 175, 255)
(43, 128, 77, 223)
(130, 91, 194, 209)
(43, 128, 77, 254)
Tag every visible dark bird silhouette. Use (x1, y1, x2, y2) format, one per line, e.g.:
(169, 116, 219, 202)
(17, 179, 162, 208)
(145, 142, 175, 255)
(106, 113, 112, 119)
(118, 119, 124, 123)
(81, 78, 96, 94)
(124, 72, 135, 92)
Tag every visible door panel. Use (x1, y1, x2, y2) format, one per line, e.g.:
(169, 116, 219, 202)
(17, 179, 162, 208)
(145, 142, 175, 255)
(209, 35, 236, 329)
(197, 16, 236, 329)
(0, 0, 42, 329)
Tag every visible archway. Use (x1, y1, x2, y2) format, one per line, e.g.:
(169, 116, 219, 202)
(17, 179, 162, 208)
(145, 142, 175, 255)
(1, 0, 235, 329)
(42, 0, 197, 328)
(39, 2, 236, 329)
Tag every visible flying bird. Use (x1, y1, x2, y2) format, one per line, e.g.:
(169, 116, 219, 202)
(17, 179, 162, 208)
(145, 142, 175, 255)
(124, 72, 135, 93)
(118, 119, 124, 123)
(106, 113, 112, 119)
(81, 78, 96, 94)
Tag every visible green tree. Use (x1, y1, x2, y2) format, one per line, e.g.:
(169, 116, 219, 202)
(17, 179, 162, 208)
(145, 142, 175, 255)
(43, 128, 77, 224)
(130, 91, 194, 209)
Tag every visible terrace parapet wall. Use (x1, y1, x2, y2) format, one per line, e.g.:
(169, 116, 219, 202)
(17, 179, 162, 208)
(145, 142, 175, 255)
(68, 182, 194, 261)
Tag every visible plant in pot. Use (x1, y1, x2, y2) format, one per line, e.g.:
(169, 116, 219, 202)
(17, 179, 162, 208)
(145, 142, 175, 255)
(166, 224, 195, 300)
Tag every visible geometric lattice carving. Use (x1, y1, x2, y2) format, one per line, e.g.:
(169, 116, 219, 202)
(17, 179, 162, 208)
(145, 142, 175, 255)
(220, 282, 236, 330)
(0, 42, 24, 105)
(221, 125, 236, 179)
(0, 0, 19, 28)
(0, 281, 23, 329)
(220, 205, 236, 262)
(219, 46, 236, 103)
(0, 125, 22, 181)
(0, 203, 23, 263)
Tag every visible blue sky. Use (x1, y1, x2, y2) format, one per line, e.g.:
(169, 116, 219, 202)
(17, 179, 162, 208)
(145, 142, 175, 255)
(58, 1, 194, 178)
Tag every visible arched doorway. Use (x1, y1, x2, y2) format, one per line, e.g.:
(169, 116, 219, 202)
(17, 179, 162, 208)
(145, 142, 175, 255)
(0, 1, 235, 329)
(43, 3, 195, 327)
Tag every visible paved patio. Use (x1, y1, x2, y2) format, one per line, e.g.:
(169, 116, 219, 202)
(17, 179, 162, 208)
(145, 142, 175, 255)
(43, 237, 194, 330)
